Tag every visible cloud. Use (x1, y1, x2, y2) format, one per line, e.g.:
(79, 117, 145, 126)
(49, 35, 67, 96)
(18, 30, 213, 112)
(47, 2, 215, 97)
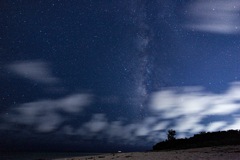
(223, 118, 240, 130)
(83, 114, 108, 133)
(184, 0, 240, 34)
(7, 60, 59, 84)
(206, 121, 227, 132)
(63, 116, 139, 144)
(149, 82, 240, 135)
(173, 115, 205, 133)
(152, 121, 169, 131)
(63, 115, 163, 145)
(61, 82, 240, 145)
(5, 94, 92, 132)
(3, 81, 240, 146)
(150, 83, 240, 119)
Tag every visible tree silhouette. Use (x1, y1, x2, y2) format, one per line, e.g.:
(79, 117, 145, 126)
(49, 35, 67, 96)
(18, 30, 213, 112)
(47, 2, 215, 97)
(153, 129, 240, 151)
(167, 129, 176, 141)
(199, 131, 206, 135)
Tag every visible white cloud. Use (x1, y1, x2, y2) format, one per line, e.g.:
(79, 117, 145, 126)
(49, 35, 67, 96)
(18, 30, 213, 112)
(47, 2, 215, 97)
(83, 114, 108, 133)
(223, 118, 240, 130)
(205, 103, 240, 115)
(60, 82, 240, 145)
(3, 81, 240, 145)
(57, 94, 92, 113)
(206, 121, 227, 132)
(152, 121, 169, 131)
(6, 94, 92, 132)
(150, 83, 240, 118)
(150, 89, 212, 119)
(7, 60, 58, 84)
(184, 0, 240, 34)
(173, 115, 205, 133)
(35, 113, 62, 132)
(107, 121, 125, 138)
(148, 82, 240, 140)
(150, 90, 176, 112)
(135, 126, 149, 136)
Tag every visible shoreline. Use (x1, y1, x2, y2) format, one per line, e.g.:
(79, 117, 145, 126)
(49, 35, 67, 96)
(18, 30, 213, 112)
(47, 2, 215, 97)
(55, 145, 240, 160)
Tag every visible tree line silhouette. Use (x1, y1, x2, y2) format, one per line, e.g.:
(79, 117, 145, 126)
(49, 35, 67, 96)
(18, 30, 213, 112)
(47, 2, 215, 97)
(153, 129, 240, 151)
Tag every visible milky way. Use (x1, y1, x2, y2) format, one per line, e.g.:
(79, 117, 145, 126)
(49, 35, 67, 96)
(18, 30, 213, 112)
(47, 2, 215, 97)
(122, 1, 154, 119)
(1, 0, 240, 152)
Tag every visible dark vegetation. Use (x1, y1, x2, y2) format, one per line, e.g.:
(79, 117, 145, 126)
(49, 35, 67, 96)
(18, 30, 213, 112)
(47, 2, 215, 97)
(167, 129, 176, 141)
(153, 129, 240, 151)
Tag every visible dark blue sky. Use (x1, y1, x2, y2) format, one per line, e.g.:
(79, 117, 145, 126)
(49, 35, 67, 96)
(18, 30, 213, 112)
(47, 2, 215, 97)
(1, 0, 240, 152)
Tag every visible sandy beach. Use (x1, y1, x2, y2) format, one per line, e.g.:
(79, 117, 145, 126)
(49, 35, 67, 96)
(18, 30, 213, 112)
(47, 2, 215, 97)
(55, 145, 240, 160)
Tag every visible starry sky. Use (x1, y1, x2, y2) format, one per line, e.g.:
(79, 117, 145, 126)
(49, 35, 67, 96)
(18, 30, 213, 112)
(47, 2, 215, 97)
(1, 0, 240, 152)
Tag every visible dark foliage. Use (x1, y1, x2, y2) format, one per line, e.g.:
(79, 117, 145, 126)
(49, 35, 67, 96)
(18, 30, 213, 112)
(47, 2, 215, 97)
(153, 130, 240, 151)
(167, 129, 176, 141)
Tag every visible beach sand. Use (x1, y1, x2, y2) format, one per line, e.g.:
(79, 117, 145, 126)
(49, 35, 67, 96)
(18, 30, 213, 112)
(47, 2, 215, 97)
(55, 145, 240, 160)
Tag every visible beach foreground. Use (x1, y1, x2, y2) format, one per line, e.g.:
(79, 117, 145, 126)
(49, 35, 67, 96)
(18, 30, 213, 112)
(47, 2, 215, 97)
(55, 145, 240, 160)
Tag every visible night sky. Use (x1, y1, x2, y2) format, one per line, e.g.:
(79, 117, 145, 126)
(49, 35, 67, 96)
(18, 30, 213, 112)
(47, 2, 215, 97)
(1, 0, 240, 152)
